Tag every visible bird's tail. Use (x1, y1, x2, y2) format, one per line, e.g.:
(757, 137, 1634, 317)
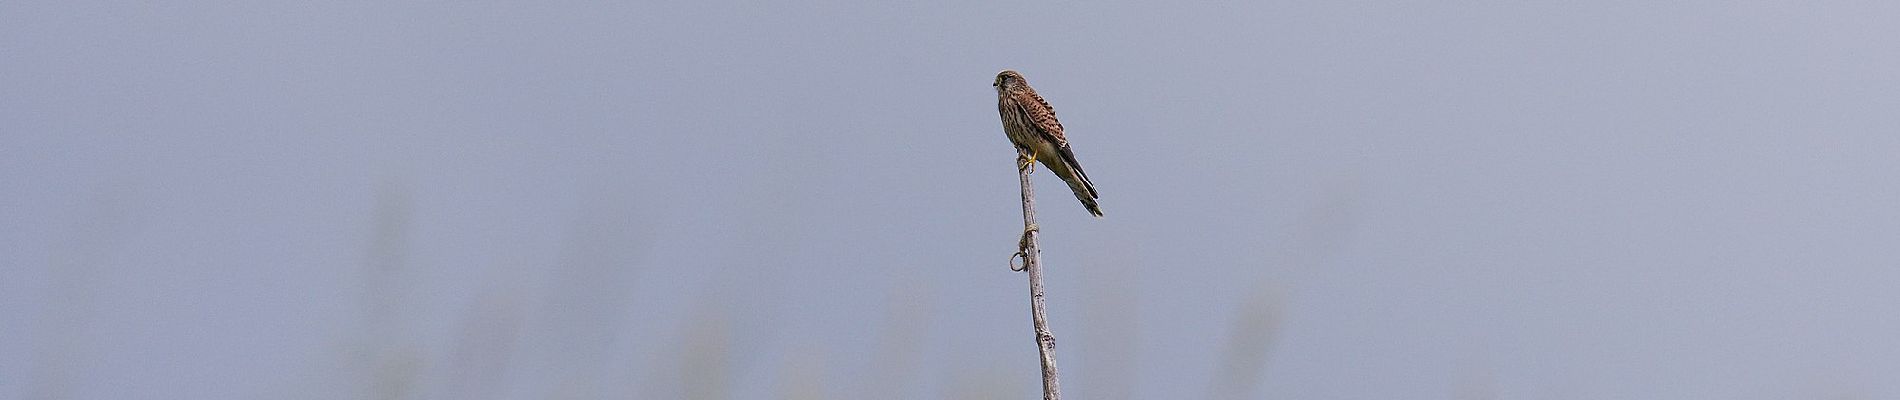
(1044, 150, 1102, 217)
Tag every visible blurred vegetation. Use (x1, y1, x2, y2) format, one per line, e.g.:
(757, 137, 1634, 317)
(18, 180, 1323, 400)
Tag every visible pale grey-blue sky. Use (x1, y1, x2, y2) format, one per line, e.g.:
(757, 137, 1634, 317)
(5, 1, 1900, 399)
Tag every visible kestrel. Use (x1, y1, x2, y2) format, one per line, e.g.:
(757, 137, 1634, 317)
(994, 70, 1102, 217)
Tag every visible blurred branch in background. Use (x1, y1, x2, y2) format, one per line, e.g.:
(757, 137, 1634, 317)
(1452, 367, 1499, 400)
(1210, 169, 1363, 399)
(867, 283, 932, 397)
(527, 190, 648, 399)
(678, 309, 733, 400)
(439, 287, 526, 400)
(776, 345, 830, 400)
(354, 180, 423, 400)
(26, 189, 137, 400)
(946, 360, 1025, 400)
(1079, 240, 1141, 400)
(1209, 284, 1284, 400)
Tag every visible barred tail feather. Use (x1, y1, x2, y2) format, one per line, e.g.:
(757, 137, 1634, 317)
(1044, 149, 1102, 217)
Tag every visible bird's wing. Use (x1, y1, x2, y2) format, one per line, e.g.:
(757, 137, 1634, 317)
(1012, 88, 1096, 201)
(1011, 89, 1068, 146)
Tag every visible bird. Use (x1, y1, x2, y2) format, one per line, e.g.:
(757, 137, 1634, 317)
(994, 69, 1102, 217)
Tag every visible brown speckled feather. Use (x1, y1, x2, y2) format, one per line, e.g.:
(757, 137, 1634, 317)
(1011, 89, 1068, 146)
(996, 70, 1101, 217)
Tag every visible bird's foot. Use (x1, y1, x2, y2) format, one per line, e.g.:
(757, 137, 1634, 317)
(1016, 151, 1037, 174)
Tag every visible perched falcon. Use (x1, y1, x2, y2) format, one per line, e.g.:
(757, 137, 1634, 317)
(994, 69, 1102, 217)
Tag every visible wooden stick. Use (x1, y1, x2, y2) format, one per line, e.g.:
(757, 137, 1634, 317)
(1012, 153, 1063, 400)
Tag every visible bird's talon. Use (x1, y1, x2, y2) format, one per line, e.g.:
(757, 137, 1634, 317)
(1016, 152, 1037, 173)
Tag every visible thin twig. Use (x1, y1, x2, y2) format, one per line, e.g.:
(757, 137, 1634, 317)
(1011, 152, 1062, 400)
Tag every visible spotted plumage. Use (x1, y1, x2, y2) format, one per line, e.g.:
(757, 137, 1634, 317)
(994, 70, 1101, 217)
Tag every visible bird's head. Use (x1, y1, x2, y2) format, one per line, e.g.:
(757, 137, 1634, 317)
(994, 70, 1025, 92)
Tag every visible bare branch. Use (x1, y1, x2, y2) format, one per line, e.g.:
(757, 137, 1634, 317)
(1012, 152, 1063, 400)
